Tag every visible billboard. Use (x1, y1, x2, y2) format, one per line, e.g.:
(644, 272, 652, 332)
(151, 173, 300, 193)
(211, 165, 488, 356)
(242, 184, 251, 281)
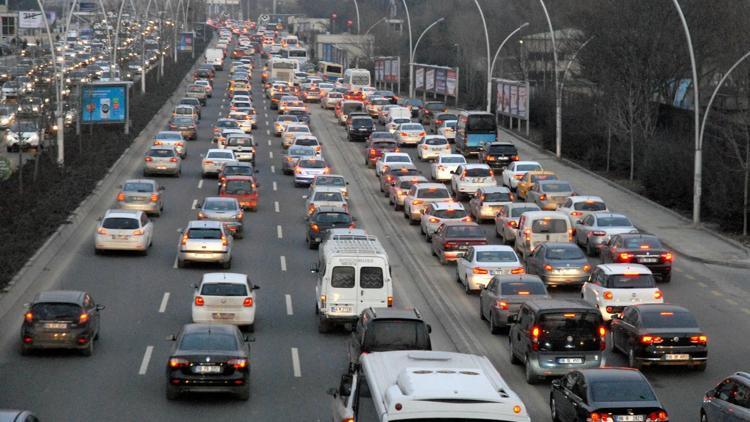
(415, 67, 424, 90)
(374, 57, 400, 83)
(425, 69, 435, 91)
(446, 70, 457, 96)
(435, 68, 447, 95)
(374, 60, 383, 81)
(495, 79, 529, 120)
(79, 2, 97, 13)
(81, 83, 129, 124)
(179, 32, 194, 52)
(18, 11, 44, 29)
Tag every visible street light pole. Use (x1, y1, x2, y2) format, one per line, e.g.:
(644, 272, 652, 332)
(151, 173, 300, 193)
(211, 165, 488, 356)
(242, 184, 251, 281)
(411, 17, 445, 65)
(538, 0, 561, 158)
(36, 0, 65, 165)
(470, 0, 491, 112)
(364, 17, 386, 36)
(400, 0, 413, 98)
(351, 0, 361, 34)
(558, 36, 593, 95)
(489, 22, 529, 83)
(113, 0, 127, 79)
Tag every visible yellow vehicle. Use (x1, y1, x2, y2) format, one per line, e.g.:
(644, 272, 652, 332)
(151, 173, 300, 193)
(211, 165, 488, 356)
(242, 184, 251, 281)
(515, 171, 558, 200)
(229, 81, 250, 94)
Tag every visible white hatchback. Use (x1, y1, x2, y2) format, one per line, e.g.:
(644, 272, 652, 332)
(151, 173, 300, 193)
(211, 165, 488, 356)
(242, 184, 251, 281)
(94, 209, 153, 255)
(431, 154, 467, 182)
(375, 152, 413, 176)
(192, 272, 259, 331)
(581, 263, 663, 321)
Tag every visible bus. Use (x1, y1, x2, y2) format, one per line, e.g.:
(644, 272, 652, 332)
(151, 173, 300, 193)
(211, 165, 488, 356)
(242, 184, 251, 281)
(343, 68, 371, 91)
(280, 47, 308, 66)
(330, 351, 530, 422)
(318, 61, 343, 82)
(269, 58, 299, 84)
(455, 110, 498, 156)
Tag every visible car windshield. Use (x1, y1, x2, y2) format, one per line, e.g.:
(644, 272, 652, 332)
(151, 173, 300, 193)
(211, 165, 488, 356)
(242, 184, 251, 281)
(156, 133, 182, 140)
(227, 137, 252, 146)
(546, 247, 585, 260)
(314, 192, 343, 202)
(515, 164, 541, 172)
(483, 192, 512, 202)
(173, 117, 194, 125)
(363, 320, 429, 351)
(123, 182, 153, 192)
(441, 156, 466, 164)
(476, 250, 517, 262)
(432, 208, 467, 219)
(148, 149, 175, 158)
(511, 207, 540, 217)
(607, 274, 655, 289)
(574, 201, 607, 211)
(597, 216, 632, 227)
(187, 228, 222, 239)
(224, 180, 254, 194)
(31, 303, 82, 321)
(590, 379, 657, 403)
(500, 281, 547, 295)
(465, 168, 491, 177)
(201, 282, 248, 296)
(204, 200, 238, 211)
(417, 188, 449, 199)
(541, 182, 573, 193)
(179, 332, 237, 351)
(316, 176, 345, 186)
(387, 156, 410, 163)
(289, 148, 315, 157)
(102, 217, 139, 229)
(623, 237, 663, 249)
(488, 144, 517, 154)
(445, 225, 485, 238)
(207, 151, 234, 160)
(537, 312, 602, 351)
(300, 160, 326, 169)
(640, 309, 698, 329)
(315, 212, 352, 224)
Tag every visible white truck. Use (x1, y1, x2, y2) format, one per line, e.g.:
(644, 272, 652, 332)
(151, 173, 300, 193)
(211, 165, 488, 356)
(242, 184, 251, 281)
(205, 48, 224, 71)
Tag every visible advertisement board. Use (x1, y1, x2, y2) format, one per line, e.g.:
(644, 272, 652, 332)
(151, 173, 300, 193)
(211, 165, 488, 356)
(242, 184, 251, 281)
(81, 83, 129, 124)
(386, 57, 399, 82)
(18, 11, 44, 29)
(425, 69, 435, 91)
(518, 85, 528, 117)
(179, 32, 194, 52)
(495, 79, 529, 120)
(446, 70, 457, 96)
(415, 67, 424, 90)
(435, 68, 447, 95)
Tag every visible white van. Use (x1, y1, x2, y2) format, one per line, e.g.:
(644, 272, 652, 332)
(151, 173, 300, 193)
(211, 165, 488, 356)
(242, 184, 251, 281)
(514, 210, 573, 258)
(313, 236, 393, 333)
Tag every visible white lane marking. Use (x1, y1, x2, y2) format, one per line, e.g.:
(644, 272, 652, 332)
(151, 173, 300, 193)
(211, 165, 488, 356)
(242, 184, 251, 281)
(139, 346, 154, 375)
(285, 294, 293, 315)
(265, 121, 270, 126)
(271, 165, 275, 173)
(197, 179, 203, 189)
(159, 292, 171, 313)
(711, 290, 723, 297)
(274, 201, 280, 213)
(191, 199, 198, 209)
(726, 298, 739, 306)
(264, 113, 268, 118)
(272, 181, 277, 191)
(269, 151, 274, 159)
(743, 308, 750, 315)
(266, 129, 270, 136)
(280, 255, 287, 271)
(173, 254, 178, 269)
(277, 225, 283, 239)
(268, 139, 272, 146)
(291, 347, 301, 377)
(685, 274, 695, 280)
(697, 281, 708, 288)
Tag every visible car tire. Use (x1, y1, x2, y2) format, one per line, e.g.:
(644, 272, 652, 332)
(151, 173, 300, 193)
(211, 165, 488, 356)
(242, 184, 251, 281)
(489, 312, 501, 335)
(177, 258, 186, 268)
(81, 339, 94, 357)
(94, 247, 102, 255)
(509, 340, 521, 365)
(236, 384, 250, 401)
(662, 273, 672, 283)
(628, 346, 642, 370)
(525, 358, 540, 384)
(550, 397, 562, 422)
(222, 259, 231, 269)
(479, 300, 486, 320)
(166, 384, 180, 400)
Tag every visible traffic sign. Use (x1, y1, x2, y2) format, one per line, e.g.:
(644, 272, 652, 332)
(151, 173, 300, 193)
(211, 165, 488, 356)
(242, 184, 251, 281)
(259, 14, 269, 23)
(0, 156, 12, 181)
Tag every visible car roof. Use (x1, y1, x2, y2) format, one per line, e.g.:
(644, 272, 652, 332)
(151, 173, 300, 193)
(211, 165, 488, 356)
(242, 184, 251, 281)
(569, 195, 604, 203)
(524, 298, 598, 313)
(33, 290, 85, 304)
(365, 307, 424, 321)
(414, 183, 448, 190)
(472, 244, 516, 253)
(124, 179, 156, 185)
(477, 186, 510, 193)
(596, 263, 652, 275)
(187, 220, 224, 229)
(201, 272, 248, 284)
(430, 201, 464, 210)
(579, 368, 646, 383)
(181, 323, 238, 336)
(104, 209, 142, 218)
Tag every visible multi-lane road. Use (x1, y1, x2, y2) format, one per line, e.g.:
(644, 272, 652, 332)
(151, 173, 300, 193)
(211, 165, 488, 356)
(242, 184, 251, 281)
(0, 45, 747, 422)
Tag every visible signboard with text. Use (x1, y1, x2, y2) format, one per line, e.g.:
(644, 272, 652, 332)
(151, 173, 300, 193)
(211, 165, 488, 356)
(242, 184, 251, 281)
(435, 68, 447, 95)
(425, 69, 435, 91)
(446, 70, 457, 96)
(495, 79, 529, 120)
(179, 32, 194, 52)
(81, 83, 129, 124)
(374, 57, 400, 83)
(18, 11, 44, 28)
(415, 67, 424, 90)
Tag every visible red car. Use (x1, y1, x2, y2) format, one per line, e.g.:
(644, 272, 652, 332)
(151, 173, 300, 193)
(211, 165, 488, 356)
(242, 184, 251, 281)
(219, 176, 258, 211)
(364, 136, 399, 168)
(431, 221, 488, 264)
(344, 90, 365, 101)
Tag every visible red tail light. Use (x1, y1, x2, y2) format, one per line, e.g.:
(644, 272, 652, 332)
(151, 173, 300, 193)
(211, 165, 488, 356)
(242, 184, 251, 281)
(661, 252, 673, 262)
(690, 335, 708, 345)
(590, 231, 607, 237)
(531, 325, 540, 351)
(599, 325, 607, 351)
(603, 291, 613, 300)
(538, 194, 546, 201)
(228, 358, 248, 369)
(194, 296, 204, 306)
(243, 297, 254, 307)
(496, 300, 509, 310)
(618, 252, 632, 262)
(387, 296, 393, 307)
(472, 267, 488, 275)
(116, 192, 126, 201)
(443, 241, 457, 249)
(640, 335, 663, 345)
(78, 313, 89, 324)
(181, 233, 188, 245)
(150, 193, 159, 202)
(169, 157, 177, 163)
(647, 411, 668, 421)
(506, 220, 518, 228)
(169, 358, 189, 368)
(311, 223, 320, 233)
(511, 155, 520, 161)
(544, 264, 554, 272)
(428, 217, 439, 223)
(221, 235, 228, 246)
(654, 290, 663, 300)
(511, 267, 525, 274)
(145, 156, 153, 162)
(570, 211, 583, 217)
(369, 148, 377, 156)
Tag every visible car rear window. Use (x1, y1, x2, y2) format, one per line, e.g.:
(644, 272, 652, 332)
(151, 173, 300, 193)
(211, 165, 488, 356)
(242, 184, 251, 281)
(574, 201, 607, 211)
(590, 380, 656, 403)
(401, 124, 423, 131)
(511, 206, 540, 217)
(541, 182, 573, 193)
(623, 237, 663, 249)
(224, 180, 254, 194)
(352, 119, 373, 127)
(500, 281, 547, 295)
(123, 182, 153, 192)
(516, 164, 542, 172)
(537, 312, 602, 351)
(223, 166, 252, 176)
(399, 180, 420, 189)
(483, 192, 512, 202)
(465, 167, 491, 177)
(316, 212, 352, 224)
(204, 200, 238, 211)
(445, 225, 485, 238)
(417, 188, 450, 199)
(640, 309, 698, 329)
(188, 228, 222, 239)
(314, 192, 343, 202)
(316, 176, 346, 186)
(476, 250, 517, 262)
(227, 137, 252, 146)
(597, 216, 632, 227)
(360, 267, 384, 289)
(488, 144, 517, 154)
(387, 155, 410, 163)
(179, 332, 237, 351)
(300, 160, 326, 168)
(425, 138, 447, 145)
(531, 174, 558, 182)
(372, 141, 396, 149)
(441, 156, 466, 164)
(606, 274, 655, 289)
(31, 303, 82, 321)
(148, 149, 175, 157)
(545, 246, 585, 260)
(102, 217, 139, 229)
(295, 138, 318, 146)
(331, 266, 355, 288)
(207, 151, 234, 159)
(364, 320, 429, 351)
(201, 282, 247, 296)
(531, 219, 568, 233)
(432, 208, 468, 219)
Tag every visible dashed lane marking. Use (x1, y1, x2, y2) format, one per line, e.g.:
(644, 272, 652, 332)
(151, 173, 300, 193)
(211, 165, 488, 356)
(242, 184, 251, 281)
(274, 201, 280, 212)
(280, 255, 287, 271)
(277, 225, 283, 239)
(138, 346, 154, 375)
(285, 294, 293, 315)
(273, 181, 277, 191)
(191, 199, 198, 209)
(197, 179, 203, 189)
(291, 347, 301, 377)
(159, 292, 170, 313)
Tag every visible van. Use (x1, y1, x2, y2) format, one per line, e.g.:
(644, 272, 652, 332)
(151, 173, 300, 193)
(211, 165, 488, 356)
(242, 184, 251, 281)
(313, 236, 393, 333)
(338, 101, 365, 124)
(514, 210, 572, 258)
(508, 299, 605, 384)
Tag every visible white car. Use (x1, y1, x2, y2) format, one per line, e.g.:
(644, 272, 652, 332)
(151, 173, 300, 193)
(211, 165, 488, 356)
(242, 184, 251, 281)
(309, 174, 348, 198)
(450, 164, 498, 201)
(431, 154, 467, 181)
(416, 135, 451, 161)
(191, 272, 259, 331)
(394, 122, 426, 146)
(202, 149, 236, 177)
(501, 161, 543, 190)
(94, 209, 153, 254)
(294, 158, 330, 187)
(385, 116, 412, 134)
(558, 195, 608, 225)
(420, 201, 470, 240)
(403, 183, 452, 222)
(305, 186, 348, 215)
(494, 202, 541, 244)
(375, 152, 413, 176)
(581, 264, 663, 321)
(437, 120, 457, 142)
(456, 245, 524, 293)
(282, 124, 311, 149)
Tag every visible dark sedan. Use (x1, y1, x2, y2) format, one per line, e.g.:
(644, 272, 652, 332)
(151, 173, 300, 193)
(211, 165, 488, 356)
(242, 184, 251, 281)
(431, 221, 488, 264)
(600, 233, 673, 282)
(306, 206, 354, 249)
(364, 133, 399, 167)
(550, 368, 668, 422)
(169, 116, 198, 140)
(166, 323, 251, 400)
(479, 275, 549, 334)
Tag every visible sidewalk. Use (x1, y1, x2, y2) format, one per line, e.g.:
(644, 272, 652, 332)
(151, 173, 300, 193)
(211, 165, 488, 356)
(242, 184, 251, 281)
(496, 127, 750, 269)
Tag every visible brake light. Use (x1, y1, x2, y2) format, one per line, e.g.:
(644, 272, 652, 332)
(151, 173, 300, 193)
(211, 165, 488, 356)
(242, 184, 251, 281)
(181, 233, 188, 245)
(544, 264, 554, 272)
(132, 229, 144, 236)
(661, 252, 673, 262)
(428, 217, 439, 223)
(590, 231, 606, 237)
(145, 156, 153, 162)
(646, 410, 668, 421)
(24, 311, 33, 322)
(243, 297, 254, 307)
(588, 412, 612, 422)
(198, 211, 206, 219)
(228, 358, 248, 369)
(221, 235, 228, 246)
(472, 267, 488, 275)
(97, 227, 109, 235)
(387, 296, 393, 307)
(369, 148, 377, 156)
(418, 131, 426, 137)
(308, 204, 316, 215)
(443, 241, 457, 249)
(496, 301, 509, 310)
(412, 199, 423, 205)
(150, 193, 159, 202)
(583, 264, 592, 272)
(320, 295, 326, 308)
(511, 155, 520, 161)
(323, 167, 331, 174)
(204, 160, 214, 165)
(506, 220, 518, 228)
(618, 252, 632, 262)
(641, 335, 663, 345)
(169, 157, 177, 162)
(531, 325, 540, 351)
(169, 358, 189, 368)
(523, 228, 531, 241)
(295, 167, 302, 174)
(461, 216, 472, 222)
(116, 192, 126, 201)
(514, 174, 524, 180)
(76, 312, 89, 324)
(511, 267, 525, 274)
(654, 290, 663, 300)
(570, 211, 582, 217)
(311, 223, 320, 233)
(690, 335, 708, 345)
(603, 291, 613, 300)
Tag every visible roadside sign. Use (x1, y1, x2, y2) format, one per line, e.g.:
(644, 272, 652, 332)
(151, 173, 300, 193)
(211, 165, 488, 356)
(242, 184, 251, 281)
(0, 156, 12, 181)
(259, 14, 269, 23)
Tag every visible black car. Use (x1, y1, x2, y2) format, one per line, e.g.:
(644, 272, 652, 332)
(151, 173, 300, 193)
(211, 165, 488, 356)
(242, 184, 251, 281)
(21, 290, 104, 356)
(284, 108, 310, 125)
(306, 206, 354, 249)
(347, 116, 374, 142)
(478, 142, 519, 169)
(348, 307, 432, 371)
(611, 303, 708, 371)
(166, 323, 252, 400)
(550, 368, 668, 422)
(419, 101, 447, 126)
(600, 234, 673, 282)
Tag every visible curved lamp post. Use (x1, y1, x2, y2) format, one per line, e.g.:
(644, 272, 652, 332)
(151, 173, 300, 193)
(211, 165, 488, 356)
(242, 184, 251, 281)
(470, 0, 491, 112)
(489, 22, 529, 85)
(400, 0, 413, 97)
(409, 17, 444, 99)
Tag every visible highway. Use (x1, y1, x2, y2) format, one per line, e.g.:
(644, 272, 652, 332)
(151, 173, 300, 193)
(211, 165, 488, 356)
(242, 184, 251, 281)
(0, 45, 747, 422)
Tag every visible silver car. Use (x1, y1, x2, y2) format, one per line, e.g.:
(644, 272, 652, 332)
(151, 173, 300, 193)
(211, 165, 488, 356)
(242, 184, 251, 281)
(177, 220, 233, 268)
(153, 131, 186, 158)
(305, 187, 348, 216)
(388, 175, 429, 211)
(468, 186, 515, 223)
(143, 146, 181, 177)
(524, 242, 592, 287)
(282, 145, 319, 175)
(494, 202, 541, 244)
(294, 158, 330, 187)
(309, 174, 348, 198)
(198, 197, 245, 238)
(479, 275, 549, 333)
(394, 122, 426, 146)
(525, 180, 576, 210)
(115, 179, 165, 216)
(575, 212, 638, 256)
(282, 124, 311, 149)
(224, 133, 255, 163)
(420, 201, 470, 240)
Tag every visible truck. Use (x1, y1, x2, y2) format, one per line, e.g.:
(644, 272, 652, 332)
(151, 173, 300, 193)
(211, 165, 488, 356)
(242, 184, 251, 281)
(205, 48, 224, 71)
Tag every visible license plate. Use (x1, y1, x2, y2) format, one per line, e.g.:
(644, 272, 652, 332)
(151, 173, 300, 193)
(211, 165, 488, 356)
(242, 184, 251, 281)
(157, 166, 167, 170)
(212, 313, 235, 320)
(44, 323, 67, 329)
(639, 258, 658, 263)
(563, 268, 579, 274)
(113, 235, 129, 240)
(665, 354, 690, 360)
(194, 365, 222, 374)
(616, 416, 644, 422)
(330, 306, 352, 313)
(499, 156, 509, 160)
(557, 357, 583, 364)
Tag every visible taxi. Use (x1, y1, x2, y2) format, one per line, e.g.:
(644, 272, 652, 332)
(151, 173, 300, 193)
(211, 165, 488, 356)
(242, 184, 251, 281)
(515, 171, 558, 200)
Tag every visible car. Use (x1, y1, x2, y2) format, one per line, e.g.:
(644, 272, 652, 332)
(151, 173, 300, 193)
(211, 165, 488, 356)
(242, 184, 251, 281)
(302, 85, 321, 102)
(224, 133, 255, 163)
(702, 372, 750, 422)
(305, 186, 348, 216)
(525, 180, 576, 211)
(213, 118, 241, 140)
(94, 209, 154, 254)
(600, 233, 673, 282)
(574, 212, 638, 256)
(479, 275, 549, 333)
(306, 206, 355, 249)
(20, 290, 104, 356)
(431, 221, 488, 264)
(437, 119, 457, 142)
(5, 119, 40, 152)
(284, 108, 310, 125)
(177, 99, 202, 118)
(0, 410, 39, 421)
(550, 368, 668, 422)
(382, 163, 422, 196)
(185, 84, 208, 105)
(194, 79, 213, 97)
(456, 245, 525, 293)
(403, 183, 452, 223)
(219, 176, 258, 211)
(177, 220, 233, 268)
(394, 122, 426, 146)
(274, 115, 299, 136)
(450, 164, 497, 201)
(321, 91, 343, 109)
(165, 323, 251, 400)
(420, 201, 470, 240)
(282, 124, 312, 149)
(282, 145, 319, 175)
(557, 195, 608, 226)
(348, 307, 432, 371)
(385, 116, 412, 134)
(430, 112, 458, 133)
(347, 116, 374, 142)
(372, 90, 398, 104)
(468, 186, 515, 222)
(501, 161, 543, 190)
(168, 115, 198, 140)
(398, 97, 424, 117)
(198, 197, 245, 238)
(294, 158, 331, 187)
(525, 242, 592, 287)
(416, 135, 451, 161)
(582, 263, 663, 321)
(219, 161, 256, 185)
(202, 149, 236, 177)
(515, 171, 558, 200)
(478, 141, 519, 169)
(290, 135, 321, 154)
(191, 272, 260, 331)
(611, 303, 707, 370)
(309, 174, 349, 199)
(494, 202, 542, 244)
(430, 154, 467, 182)
(418, 100, 447, 126)
(388, 175, 429, 210)
(115, 179, 165, 216)
(366, 96, 390, 118)
(375, 152, 413, 176)
(153, 131, 187, 158)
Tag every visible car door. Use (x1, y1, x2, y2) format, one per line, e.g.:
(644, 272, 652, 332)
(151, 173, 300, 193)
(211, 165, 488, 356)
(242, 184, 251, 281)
(707, 379, 739, 422)
(526, 244, 543, 275)
(576, 215, 594, 244)
(432, 224, 445, 255)
(512, 306, 532, 357)
(729, 381, 750, 421)
(581, 268, 601, 304)
(457, 247, 474, 282)
(554, 372, 579, 422)
(328, 266, 357, 315)
(357, 265, 387, 309)
(141, 213, 153, 244)
(481, 278, 497, 319)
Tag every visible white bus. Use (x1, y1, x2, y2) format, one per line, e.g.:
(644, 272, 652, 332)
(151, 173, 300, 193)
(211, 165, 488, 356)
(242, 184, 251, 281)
(280, 47, 308, 66)
(282, 34, 299, 48)
(330, 351, 531, 422)
(319, 61, 344, 82)
(269, 58, 299, 84)
(343, 68, 371, 91)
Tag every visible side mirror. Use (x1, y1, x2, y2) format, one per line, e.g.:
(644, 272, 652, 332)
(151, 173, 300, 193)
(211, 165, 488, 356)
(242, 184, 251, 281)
(177, 228, 184, 234)
(507, 314, 518, 324)
(426, 324, 432, 334)
(338, 373, 353, 397)
(302, 195, 308, 199)
(243, 334, 255, 342)
(310, 265, 319, 274)
(191, 283, 199, 289)
(326, 387, 338, 397)
(255, 169, 259, 173)
(165, 334, 176, 341)
(95, 304, 106, 311)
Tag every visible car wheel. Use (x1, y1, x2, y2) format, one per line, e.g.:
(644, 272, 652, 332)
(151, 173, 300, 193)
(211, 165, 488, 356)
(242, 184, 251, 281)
(236, 384, 250, 401)
(550, 397, 561, 422)
(438, 252, 446, 265)
(166, 384, 180, 400)
(464, 278, 472, 295)
(81, 339, 94, 357)
(222, 259, 232, 269)
(141, 247, 149, 256)
(489, 312, 501, 335)
(701, 411, 708, 422)
(479, 299, 486, 320)
(628, 346, 642, 370)
(525, 358, 540, 384)
(662, 272, 672, 283)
